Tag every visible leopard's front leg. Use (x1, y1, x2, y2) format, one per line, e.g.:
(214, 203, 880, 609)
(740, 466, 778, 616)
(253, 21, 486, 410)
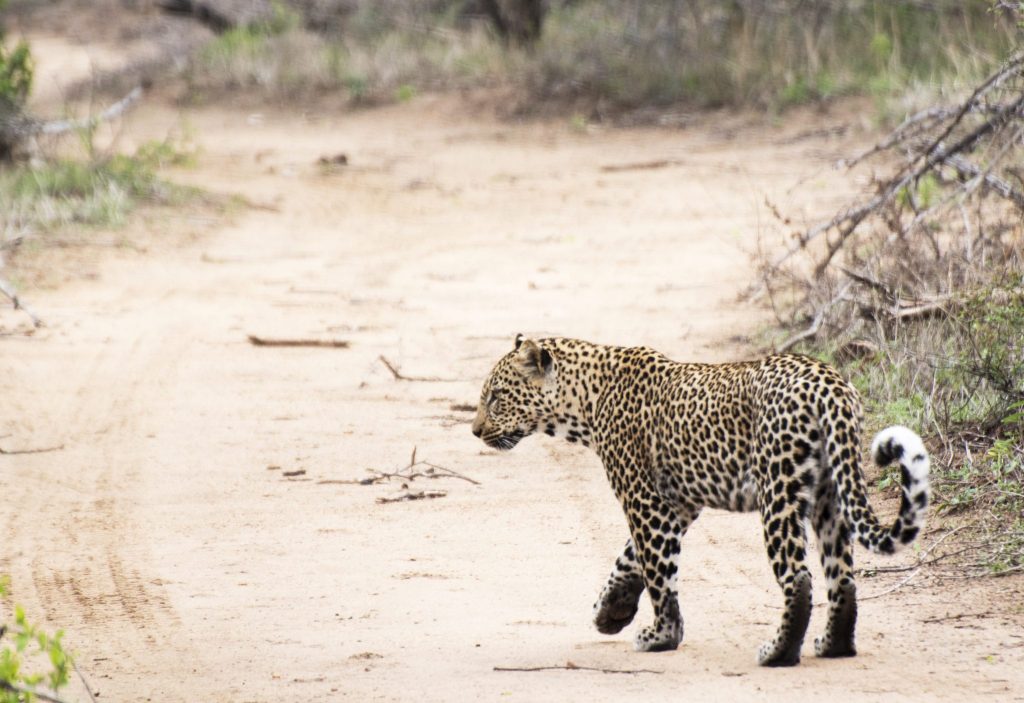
(593, 539, 644, 635)
(624, 494, 695, 652)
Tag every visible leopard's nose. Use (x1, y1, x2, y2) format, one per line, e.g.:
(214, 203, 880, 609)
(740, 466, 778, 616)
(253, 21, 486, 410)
(472, 425, 483, 438)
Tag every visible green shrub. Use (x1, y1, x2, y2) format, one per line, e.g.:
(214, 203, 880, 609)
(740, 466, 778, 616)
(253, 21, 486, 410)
(0, 0, 33, 111)
(0, 576, 72, 703)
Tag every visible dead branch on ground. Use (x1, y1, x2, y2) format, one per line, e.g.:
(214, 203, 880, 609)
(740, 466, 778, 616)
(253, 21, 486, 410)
(247, 335, 350, 349)
(0, 275, 42, 328)
(319, 447, 481, 491)
(599, 159, 684, 173)
(493, 662, 664, 675)
(378, 355, 457, 382)
(858, 568, 922, 602)
(920, 611, 996, 624)
(376, 489, 447, 504)
(0, 681, 71, 703)
(0, 443, 64, 455)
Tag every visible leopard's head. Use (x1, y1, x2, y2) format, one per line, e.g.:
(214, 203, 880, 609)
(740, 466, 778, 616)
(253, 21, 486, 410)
(471, 335, 557, 451)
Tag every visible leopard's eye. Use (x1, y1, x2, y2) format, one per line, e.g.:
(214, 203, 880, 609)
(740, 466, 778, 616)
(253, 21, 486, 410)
(488, 389, 502, 409)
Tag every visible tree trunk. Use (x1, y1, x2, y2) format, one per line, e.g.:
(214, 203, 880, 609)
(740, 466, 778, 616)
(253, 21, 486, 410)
(480, 0, 545, 45)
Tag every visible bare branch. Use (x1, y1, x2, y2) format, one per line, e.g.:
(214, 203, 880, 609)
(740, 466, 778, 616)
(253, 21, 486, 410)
(35, 87, 143, 138)
(376, 490, 447, 504)
(0, 680, 72, 703)
(247, 335, 350, 349)
(378, 355, 457, 382)
(0, 275, 43, 328)
(0, 443, 64, 456)
(494, 663, 664, 675)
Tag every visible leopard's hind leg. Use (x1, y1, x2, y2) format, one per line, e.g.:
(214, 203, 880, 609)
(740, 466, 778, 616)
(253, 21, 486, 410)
(812, 477, 857, 657)
(756, 436, 817, 667)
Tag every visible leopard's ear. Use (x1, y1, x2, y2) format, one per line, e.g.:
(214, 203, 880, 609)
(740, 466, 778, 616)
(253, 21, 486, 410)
(515, 338, 553, 381)
(514, 333, 525, 350)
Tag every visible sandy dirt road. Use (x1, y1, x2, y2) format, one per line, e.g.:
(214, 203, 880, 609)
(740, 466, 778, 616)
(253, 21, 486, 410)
(2, 90, 1023, 702)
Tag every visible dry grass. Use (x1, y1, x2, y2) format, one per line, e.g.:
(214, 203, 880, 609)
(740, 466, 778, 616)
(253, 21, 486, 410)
(181, 1, 1019, 114)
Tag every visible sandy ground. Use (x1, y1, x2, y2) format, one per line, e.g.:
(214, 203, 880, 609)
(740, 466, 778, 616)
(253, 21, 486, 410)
(2, 34, 1024, 703)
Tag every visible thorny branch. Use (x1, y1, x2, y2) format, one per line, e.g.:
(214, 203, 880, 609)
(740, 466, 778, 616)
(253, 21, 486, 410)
(750, 48, 1024, 311)
(754, 45, 1024, 354)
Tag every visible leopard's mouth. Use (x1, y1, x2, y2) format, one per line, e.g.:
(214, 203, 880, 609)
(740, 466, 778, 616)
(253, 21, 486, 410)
(483, 431, 525, 451)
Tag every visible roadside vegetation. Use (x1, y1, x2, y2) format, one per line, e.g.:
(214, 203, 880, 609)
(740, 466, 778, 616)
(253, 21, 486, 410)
(182, 1, 1018, 116)
(1, 137, 198, 237)
(0, 0, 201, 326)
(0, 576, 75, 703)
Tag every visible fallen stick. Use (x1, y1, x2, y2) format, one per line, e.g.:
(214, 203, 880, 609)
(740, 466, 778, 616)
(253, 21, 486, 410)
(0, 275, 43, 328)
(378, 355, 456, 382)
(72, 658, 99, 703)
(921, 610, 995, 624)
(493, 663, 663, 675)
(37, 86, 143, 137)
(248, 335, 350, 349)
(858, 545, 975, 574)
(599, 159, 683, 173)
(0, 443, 64, 455)
(858, 524, 982, 601)
(858, 568, 921, 602)
(376, 490, 447, 504)
(0, 681, 71, 703)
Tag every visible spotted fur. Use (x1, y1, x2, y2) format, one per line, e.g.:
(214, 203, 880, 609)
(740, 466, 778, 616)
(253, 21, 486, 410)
(472, 336, 930, 666)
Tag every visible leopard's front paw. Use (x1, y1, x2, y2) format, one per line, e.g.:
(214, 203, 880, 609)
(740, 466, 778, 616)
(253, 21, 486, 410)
(593, 576, 644, 635)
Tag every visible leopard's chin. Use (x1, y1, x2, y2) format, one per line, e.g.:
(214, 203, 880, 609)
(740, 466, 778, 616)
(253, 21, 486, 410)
(484, 432, 524, 451)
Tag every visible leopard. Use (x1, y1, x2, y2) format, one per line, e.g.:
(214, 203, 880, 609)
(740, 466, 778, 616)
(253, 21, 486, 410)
(471, 335, 930, 666)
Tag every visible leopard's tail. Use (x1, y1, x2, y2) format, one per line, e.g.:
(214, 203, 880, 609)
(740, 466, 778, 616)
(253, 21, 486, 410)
(834, 425, 930, 555)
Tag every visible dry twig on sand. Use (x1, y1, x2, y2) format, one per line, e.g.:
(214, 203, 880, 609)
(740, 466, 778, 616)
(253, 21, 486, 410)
(494, 662, 664, 675)
(319, 448, 481, 504)
(0, 276, 43, 328)
(0, 443, 64, 455)
(247, 335, 350, 349)
(0, 681, 71, 703)
(378, 355, 456, 382)
(376, 490, 447, 504)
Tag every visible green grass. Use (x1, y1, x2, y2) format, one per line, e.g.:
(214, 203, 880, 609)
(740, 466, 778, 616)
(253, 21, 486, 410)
(0, 137, 198, 236)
